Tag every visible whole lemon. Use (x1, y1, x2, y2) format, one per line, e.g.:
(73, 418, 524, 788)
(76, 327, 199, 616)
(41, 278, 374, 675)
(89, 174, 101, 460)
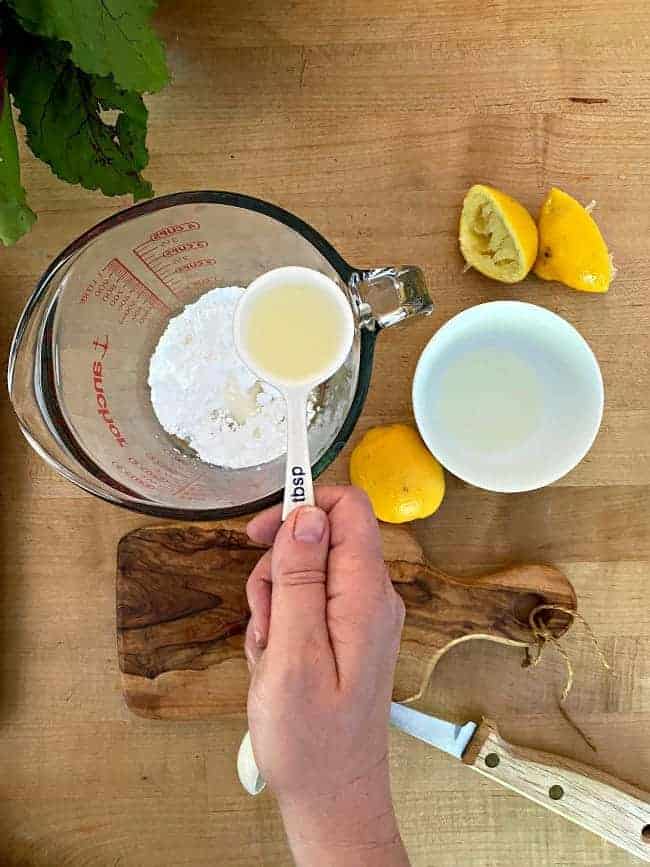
(349, 424, 445, 524)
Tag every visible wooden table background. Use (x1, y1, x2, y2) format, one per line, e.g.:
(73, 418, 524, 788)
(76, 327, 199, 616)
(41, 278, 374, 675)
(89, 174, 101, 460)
(1, 0, 649, 864)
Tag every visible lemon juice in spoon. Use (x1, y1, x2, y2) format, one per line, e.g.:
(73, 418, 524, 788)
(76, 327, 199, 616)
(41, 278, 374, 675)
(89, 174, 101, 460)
(240, 277, 352, 385)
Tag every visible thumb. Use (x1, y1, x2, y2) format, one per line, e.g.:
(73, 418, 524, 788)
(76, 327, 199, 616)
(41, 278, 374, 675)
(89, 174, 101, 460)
(268, 506, 331, 654)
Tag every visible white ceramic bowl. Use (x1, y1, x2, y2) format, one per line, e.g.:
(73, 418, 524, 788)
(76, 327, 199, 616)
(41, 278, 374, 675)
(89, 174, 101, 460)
(412, 301, 604, 493)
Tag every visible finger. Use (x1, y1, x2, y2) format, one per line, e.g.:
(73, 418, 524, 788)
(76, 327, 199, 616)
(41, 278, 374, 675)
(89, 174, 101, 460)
(246, 549, 272, 650)
(324, 487, 399, 688)
(249, 484, 391, 625)
(247, 486, 360, 546)
(267, 506, 334, 663)
(244, 619, 263, 672)
(246, 504, 281, 546)
(326, 486, 388, 598)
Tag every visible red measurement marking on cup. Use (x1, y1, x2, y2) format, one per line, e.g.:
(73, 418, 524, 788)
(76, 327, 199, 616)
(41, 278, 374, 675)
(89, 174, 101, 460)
(171, 476, 216, 503)
(169, 470, 208, 498)
(162, 240, 208, 257)
(111, 460, 157, 492)
(119, 455, 191, 493)
(115, 452, 213, 501)
(80, 258, 170, 325)
(150, 221, 201, 241)
(132, 221, 214, 298)
(175, 257, 217, 273)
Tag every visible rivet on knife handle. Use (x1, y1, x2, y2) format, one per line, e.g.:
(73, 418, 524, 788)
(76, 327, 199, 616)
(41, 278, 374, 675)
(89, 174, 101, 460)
(462, 720, 650, 863)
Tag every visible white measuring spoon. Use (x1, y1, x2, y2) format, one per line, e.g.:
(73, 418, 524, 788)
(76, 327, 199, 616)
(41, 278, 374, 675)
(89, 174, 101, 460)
(234, 265, 355, 794)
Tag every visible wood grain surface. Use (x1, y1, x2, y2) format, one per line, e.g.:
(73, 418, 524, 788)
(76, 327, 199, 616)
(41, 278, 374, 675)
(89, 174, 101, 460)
(1, 0, 649, 864)
(116, 522, 576, 713)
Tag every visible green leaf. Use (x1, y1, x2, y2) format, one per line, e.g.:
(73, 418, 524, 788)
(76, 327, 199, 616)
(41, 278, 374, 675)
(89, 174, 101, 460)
(8, 33, 154, 202)
(7, 0, 169, 93)
(0, 84, 36, 246)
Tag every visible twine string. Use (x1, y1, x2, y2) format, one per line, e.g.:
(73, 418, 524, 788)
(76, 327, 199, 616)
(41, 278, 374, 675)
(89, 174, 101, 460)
(523, 603, 611, 752)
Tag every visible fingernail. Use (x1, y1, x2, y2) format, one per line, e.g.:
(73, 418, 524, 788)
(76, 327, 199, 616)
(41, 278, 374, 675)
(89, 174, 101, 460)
(293, 507, 327, 543)
(245, 648, 254, 673)
(254, 629, 265, 649)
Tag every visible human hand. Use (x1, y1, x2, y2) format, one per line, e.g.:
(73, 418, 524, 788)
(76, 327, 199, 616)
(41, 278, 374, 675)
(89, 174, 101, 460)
(244, 486, 409, 867)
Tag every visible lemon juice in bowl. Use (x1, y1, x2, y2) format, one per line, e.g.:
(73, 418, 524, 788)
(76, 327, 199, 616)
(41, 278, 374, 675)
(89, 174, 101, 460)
(435, 345, 543, 453)
(412, 301, 604, 494)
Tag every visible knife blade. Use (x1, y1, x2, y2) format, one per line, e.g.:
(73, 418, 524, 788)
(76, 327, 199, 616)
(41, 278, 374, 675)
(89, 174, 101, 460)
(389, 703, 650, 863)
(389, 702, 477, 759)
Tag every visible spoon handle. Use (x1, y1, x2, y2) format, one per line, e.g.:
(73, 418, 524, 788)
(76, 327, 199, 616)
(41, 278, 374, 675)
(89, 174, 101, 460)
(282, 389, 315, 520)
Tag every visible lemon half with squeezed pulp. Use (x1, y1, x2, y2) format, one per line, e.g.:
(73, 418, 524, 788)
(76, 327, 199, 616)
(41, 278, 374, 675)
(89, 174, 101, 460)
(459, 184, 538, 283)
(534, 187, 612, 293)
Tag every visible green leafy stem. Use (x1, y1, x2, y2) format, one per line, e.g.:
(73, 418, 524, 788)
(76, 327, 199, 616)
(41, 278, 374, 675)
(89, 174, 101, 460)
(0, 0, 169, 245)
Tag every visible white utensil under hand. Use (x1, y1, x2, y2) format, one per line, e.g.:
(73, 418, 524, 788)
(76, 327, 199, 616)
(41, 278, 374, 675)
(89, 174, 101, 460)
(233, 265, 355, 794)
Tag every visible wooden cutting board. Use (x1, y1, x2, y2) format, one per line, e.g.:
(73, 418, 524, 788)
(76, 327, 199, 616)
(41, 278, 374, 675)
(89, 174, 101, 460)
(116, 520, 577, 719)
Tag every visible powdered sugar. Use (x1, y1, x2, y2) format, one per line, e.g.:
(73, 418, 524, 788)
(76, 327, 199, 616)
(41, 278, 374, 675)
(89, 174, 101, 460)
(148, 286, 315, 469)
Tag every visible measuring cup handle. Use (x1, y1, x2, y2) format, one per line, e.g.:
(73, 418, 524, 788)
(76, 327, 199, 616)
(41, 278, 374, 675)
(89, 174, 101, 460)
(282, 389, 315, 521)
(353, 266, 433, 330)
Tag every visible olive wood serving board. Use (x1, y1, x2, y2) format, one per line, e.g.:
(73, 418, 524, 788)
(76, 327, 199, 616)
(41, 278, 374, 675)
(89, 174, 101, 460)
(116, 521, 577, 719)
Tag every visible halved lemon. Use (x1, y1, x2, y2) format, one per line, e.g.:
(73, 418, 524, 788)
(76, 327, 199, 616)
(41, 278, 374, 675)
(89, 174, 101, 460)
(459, 184, 538, 283)
(534, 187, 612, 293)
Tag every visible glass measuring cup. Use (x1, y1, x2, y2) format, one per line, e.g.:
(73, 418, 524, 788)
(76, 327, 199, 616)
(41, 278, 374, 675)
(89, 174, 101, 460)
(9, 191, 433, 519)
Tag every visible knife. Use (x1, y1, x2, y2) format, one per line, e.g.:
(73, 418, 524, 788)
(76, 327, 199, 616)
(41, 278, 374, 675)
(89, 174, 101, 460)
(389, 703, 650, 863)
(237, 703, 650, 861)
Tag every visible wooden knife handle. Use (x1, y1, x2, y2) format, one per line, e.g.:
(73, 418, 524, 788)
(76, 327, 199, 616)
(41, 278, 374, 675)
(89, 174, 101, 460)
(463, 720, 650, 862)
